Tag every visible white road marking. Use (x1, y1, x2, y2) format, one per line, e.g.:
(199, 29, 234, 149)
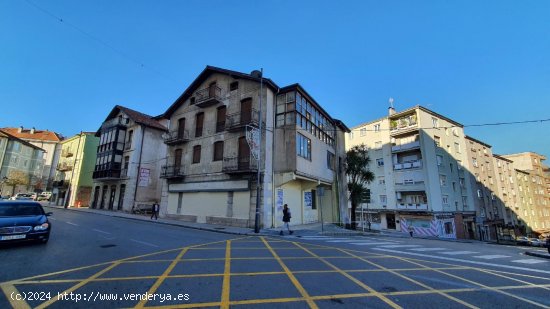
(101, 236, 116, 240)
(511, 259, 548, 264)
(93, 229, 111, 235)
(378, 245, 422, 248)
(349, 242, 398, 246)
(373, 248, 550, 275)
(473, 255, 511, 260)
(408, 247, 446, 252)
(440, 251, 478, 255)
(130, 239, 159, 248)
(66, 222, 78, 226)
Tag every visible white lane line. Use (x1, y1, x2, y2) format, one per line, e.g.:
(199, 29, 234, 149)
(409, 248, 446, 252)
(473, 255, 510, 260)
(93, 229, 111, 235)
(349, 242, 398, 246)
(440, 251, 478, 255)
(379, 245, 422, 249)
(373, 248, 550, 275)
(130, 239, 159, 248)
(326, 239, 371, 243)
(66, 222, 78, 226)
(305, 238, 352, 241)
(511, 259, 548, 264)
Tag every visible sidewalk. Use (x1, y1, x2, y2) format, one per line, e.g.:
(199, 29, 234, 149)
(42, 204, 357, 237)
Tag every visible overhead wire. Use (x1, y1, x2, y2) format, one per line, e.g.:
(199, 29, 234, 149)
(24, 0, 180, 85)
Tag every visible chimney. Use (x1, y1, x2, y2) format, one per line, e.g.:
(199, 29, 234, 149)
(388, 97, 396, 116)
(30, 127, 35, 134)
(18, 126, 23, 133)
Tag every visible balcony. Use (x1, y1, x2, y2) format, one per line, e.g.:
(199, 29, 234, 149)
(61, 149, 74, 157)
(391, 141, 420, 152)
(195, 85, 222, 108)
(397, 203, 428, 211)
(56, 162, 74, 171)
(225, 109, 260, 131)
(389, 115, 418, 136)
(100, 116, 129, 130)
(163, 130, 190, 145)
(222, 156, 258, 174)
(160, 165, 185, 179)
(394, 160, 422, 170)
(52, 180, 68, 189)
(92, 162, 122, 180)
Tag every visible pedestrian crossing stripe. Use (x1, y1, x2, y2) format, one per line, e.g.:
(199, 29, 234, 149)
(473, 255, 511, 260)
(379, 245, 422, 248)
(441, 251, 479, 255)
(349, 242, 398, 246)
(408, 248, 446, 252)
(510, 259, 548, 264)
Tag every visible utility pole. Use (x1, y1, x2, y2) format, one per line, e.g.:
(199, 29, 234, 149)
(254, 68, 263, 234)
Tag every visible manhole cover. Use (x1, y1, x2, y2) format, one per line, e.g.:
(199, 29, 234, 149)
(100, 244, 117, 248)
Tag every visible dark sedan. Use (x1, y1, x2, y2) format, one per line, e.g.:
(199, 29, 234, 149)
(0, 201, 52, 244)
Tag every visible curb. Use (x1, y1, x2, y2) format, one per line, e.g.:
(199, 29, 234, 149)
(43, 205, 266, 237)
(524, 251, 550, 260)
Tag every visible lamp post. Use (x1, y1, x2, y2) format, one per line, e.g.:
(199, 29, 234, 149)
(254, 68, 263, 234)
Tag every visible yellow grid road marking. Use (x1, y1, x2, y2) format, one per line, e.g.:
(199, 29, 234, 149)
(294, 242, 403, 309)
(337, 248, 479, 309)
(220, 240, 231, 309)
(393, 256, 549, 308)
(261, 237, 318, 309)
(135, 247, 189, 308)
(0, 283, 31, 309)
(35, 261, 121, 309)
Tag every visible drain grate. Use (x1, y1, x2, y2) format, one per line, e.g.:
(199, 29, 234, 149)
(100, 244, 117, 248)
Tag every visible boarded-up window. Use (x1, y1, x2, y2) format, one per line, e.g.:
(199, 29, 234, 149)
(195, 113, 204, 137)
(213, 141, 224, 161)
(192, 145, 201, 164)
(216, 106, 226, 133)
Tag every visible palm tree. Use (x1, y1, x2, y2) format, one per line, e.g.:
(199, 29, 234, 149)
(346, 144, 375, 229)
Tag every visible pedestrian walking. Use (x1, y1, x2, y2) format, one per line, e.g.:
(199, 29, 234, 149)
(408, 225, 414, 237)
(151, 201, 159, 220)
(546, 237, 550, 254)
(280, 204, 293, 235)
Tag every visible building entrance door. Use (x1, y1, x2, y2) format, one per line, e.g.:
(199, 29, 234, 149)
(387, 213, 396, 229)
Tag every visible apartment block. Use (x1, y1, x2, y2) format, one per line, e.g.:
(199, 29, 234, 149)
(346, 106, 475, 239)
(90, 106, 167, 212)
(1, 127, 62, 191)
(502, 152, 550, 235)
(52, 132, 99, 207)
(0, 129, 45, 196)
(160, 66, 349, 228)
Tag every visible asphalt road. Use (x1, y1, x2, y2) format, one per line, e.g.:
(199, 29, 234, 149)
(1, 209, 549, 308)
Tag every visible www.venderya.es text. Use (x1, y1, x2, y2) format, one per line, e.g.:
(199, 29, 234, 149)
(11, 291, 190, 303)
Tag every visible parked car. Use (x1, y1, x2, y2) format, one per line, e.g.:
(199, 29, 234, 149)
(0, 201, 52, 244)
(528, 238, 545, 247)
(10, 193, 33, 201)
(516, 236, 530, 246)
(37, 192, 52, 201)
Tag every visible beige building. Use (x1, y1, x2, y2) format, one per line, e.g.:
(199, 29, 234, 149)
(502, 152, 550, 236)
(1, 127, 63, 191)
(90, 106, 168, 212)
(160, 66, 349, 228)
(346, 106, 475, 239)
(52, 132, 99, 207)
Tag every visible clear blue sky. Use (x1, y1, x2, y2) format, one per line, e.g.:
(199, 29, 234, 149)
(1, 0, 549, 159)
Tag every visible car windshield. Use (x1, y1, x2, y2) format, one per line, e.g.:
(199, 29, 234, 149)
(0, 203, 44, 216)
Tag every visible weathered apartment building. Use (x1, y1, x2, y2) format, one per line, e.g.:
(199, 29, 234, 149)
(1, 127, 62, 191)
(159, 66, 349, 229)
(52, 132, 99, 207)
(346, 106, 476, 239)
(0, 129, 45, 196)
(90, 106, 167, 212)
(347, 105, 550, 239)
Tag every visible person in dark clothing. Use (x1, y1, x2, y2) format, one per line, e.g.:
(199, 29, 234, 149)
(151, 201, 159, 220)
(280, 204, 293, 235)
(546, 237, 550, 254)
